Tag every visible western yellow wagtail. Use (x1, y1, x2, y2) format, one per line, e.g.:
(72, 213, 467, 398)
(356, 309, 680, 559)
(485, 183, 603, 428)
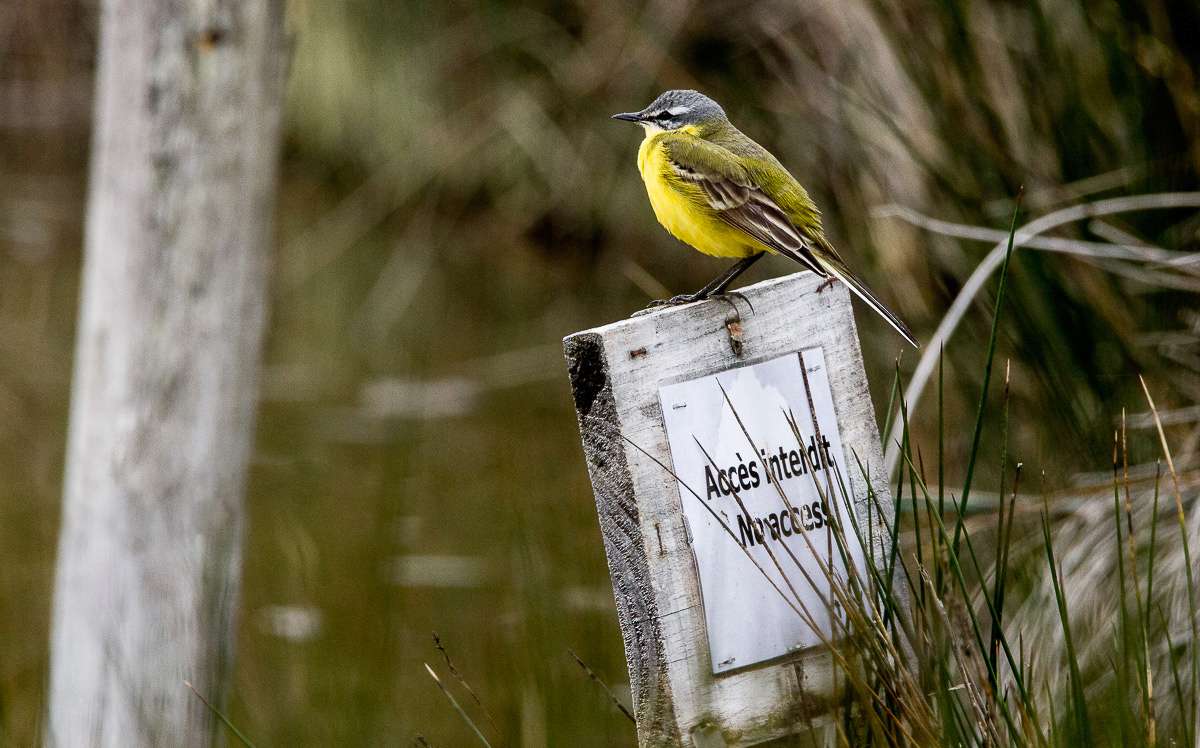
(613, 90, 917, 347)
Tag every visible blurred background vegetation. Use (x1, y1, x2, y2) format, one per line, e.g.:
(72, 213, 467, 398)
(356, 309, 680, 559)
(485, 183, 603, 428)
(2, 0, 1198, 744)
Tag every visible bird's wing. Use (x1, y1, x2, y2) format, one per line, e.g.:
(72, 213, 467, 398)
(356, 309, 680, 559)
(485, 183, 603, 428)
(661, 136, 827, 276)
(663, 135, 919, 347)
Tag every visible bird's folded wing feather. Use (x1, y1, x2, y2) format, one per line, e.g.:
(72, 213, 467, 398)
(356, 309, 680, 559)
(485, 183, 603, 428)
(662, 136, 827, 276)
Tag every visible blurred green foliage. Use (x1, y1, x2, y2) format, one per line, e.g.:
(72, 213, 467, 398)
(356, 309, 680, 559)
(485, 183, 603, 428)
(283, 0, 1200, 469)
(1, 0, 1198, 744)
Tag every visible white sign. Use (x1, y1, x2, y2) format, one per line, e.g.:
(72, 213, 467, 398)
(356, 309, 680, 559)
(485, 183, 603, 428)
(659, 349, 866, 674)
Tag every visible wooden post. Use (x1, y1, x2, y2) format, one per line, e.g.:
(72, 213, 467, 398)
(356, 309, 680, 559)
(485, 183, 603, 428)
(47, 1, 286, 745)
(564, 272, 899, 746)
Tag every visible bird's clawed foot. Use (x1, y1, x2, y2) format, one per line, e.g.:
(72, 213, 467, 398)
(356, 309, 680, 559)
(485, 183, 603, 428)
(632, 293, 701, 316)
(816, 276, 838, 294)
(633, 291, 753, 317)
(650, 293, 704, 307)
(713, 291, 753, 315)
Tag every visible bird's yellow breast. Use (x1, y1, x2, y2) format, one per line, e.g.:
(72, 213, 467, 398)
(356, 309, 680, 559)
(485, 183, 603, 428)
(636, 129, 761, 259)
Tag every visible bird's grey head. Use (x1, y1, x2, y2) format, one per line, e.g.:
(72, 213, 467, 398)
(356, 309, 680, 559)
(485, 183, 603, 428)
(611, 90, 726, 132)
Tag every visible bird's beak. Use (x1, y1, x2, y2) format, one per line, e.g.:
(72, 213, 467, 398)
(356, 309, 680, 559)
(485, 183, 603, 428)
(611, 112, 642, 122)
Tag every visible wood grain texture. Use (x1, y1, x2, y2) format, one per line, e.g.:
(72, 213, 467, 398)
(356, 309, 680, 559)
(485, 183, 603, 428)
(47, 1, 287, 745)
(565, 272, 901, 747)
(565, 333, 681, 745)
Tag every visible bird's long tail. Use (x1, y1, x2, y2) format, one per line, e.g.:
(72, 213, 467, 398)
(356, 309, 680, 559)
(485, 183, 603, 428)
(820, 258, 918, 348)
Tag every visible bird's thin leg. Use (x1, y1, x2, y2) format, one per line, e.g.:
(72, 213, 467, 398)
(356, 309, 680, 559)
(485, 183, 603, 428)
(696, 252, 765, 297)
(639, 253, 765, 314)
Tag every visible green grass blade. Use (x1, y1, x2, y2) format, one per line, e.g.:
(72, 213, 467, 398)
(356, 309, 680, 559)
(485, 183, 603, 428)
(1145, 463, 1161, 633)
(1140, 376, 1199, 745)
(951, 194, 1022, 561)
(184, 680, 257, 748)
(881, 354, 903, 446)
(425, 664, 493, 748)
(1040, 506, 1091, 745)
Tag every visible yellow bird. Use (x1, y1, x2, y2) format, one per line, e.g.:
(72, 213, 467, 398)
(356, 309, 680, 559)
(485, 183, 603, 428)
(613, 89, 917, 347)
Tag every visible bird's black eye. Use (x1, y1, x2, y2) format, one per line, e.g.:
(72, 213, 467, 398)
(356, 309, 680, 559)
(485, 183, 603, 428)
(655, 110, 670, 120)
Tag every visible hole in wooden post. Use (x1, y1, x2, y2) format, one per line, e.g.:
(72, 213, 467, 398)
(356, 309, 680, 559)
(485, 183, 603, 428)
(690, 722, 729, 748)
(196, 26, 227, 52)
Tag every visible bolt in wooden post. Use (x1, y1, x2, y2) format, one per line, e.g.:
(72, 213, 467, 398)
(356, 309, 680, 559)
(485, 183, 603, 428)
(564, 272, 901, 747)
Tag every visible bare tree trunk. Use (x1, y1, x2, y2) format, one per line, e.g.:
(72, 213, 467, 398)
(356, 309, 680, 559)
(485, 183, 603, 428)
(48, 1, 286, 745)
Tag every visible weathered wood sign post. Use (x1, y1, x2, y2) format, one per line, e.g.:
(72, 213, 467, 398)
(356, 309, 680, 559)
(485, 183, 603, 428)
(564, 272, 899, 746)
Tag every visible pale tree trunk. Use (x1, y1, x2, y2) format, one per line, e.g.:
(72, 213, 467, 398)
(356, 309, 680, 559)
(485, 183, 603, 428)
(48, 1, 286, 745)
